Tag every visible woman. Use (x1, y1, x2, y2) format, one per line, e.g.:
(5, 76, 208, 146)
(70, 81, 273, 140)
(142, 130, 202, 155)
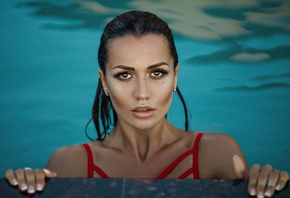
(6, 11, 289, 197)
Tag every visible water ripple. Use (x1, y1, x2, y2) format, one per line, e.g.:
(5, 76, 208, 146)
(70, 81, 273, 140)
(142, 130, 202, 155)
(214, 82, 290, 92)
(187, 45, 290, 64)
(15, 0, 290, 41)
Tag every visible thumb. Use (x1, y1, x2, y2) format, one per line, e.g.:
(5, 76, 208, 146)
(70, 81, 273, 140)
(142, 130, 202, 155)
(233, 155, 246, 179)
(43, 168, 57, 178)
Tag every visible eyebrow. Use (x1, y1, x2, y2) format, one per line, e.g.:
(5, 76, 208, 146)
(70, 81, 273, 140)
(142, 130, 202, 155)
(112, 62, 169, 70)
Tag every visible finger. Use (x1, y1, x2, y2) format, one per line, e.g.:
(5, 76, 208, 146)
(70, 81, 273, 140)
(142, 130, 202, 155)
(35, 169, 45, 191)
(264, 169, 279, 197)
(5, 169, 18, 186)
(276, 171, 289, 191)
(256, 164, 273, 198)
(43, 168, 57, 178)
(233, 155, 246, 179)
(15, 169, 28, 192)
(25, 169, 36, 194)
(248, 164, 261, 196)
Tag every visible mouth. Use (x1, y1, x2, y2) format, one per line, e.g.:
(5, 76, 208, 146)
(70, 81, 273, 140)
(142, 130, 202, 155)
(133, 109, 153, 111)
(131, 106, 155, 118)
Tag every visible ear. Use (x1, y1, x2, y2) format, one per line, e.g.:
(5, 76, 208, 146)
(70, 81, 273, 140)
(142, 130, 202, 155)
(98, 69, 108, 92)
(174, 64, 179, 89)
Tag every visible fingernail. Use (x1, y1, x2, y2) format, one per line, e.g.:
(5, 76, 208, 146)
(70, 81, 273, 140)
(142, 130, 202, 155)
(28, 186, 35, 194)
(12, 178, 18, 185)
(24, 167, 32, 171)
(275, 184, 281, 190)
(36, 183, 43, 191)
(21, 183, 27, 190)
(265, 189, 271, 197)
(43, 168, 51, 175)
(43, 168, 57, 176)
(257, 191, 264, 198)
(250, 188, 256, 196)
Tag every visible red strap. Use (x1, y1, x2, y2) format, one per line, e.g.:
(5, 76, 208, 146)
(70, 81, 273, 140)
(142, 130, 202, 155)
(192, 133, 204, 179)
(156, 133, 204, 179)
(83, 133, 204, 179)
(93, 165, 109, 178)
(83, 143, 110, 178)
(178, 168, 192, 179)
(83, 143, 94, 178)
(156, 149, 193, 179)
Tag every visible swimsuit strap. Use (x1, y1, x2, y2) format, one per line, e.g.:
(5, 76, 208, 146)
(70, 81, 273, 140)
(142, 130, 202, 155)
(83, 143, 94, 178)
(156, 149, 193, 179)
(193, 132, 204, 179)
(83, 132, 204, 179)
(177, 132, 204, 179)
(156, 132, 204, 179)
(83, 143, 109, 178)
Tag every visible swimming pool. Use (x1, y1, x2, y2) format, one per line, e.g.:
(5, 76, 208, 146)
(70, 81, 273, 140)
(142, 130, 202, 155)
(1, 0, 290, 177)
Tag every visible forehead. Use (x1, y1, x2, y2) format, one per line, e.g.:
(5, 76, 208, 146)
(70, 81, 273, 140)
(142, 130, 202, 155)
(106, 35, 172, 68)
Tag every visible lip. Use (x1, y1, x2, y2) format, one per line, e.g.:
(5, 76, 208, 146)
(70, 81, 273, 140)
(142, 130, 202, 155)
(131, 105, 156, 118)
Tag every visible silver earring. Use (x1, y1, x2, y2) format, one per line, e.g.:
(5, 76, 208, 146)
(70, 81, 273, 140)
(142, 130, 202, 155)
(105, 91, 109, 96)
(173, 88, 176, 92)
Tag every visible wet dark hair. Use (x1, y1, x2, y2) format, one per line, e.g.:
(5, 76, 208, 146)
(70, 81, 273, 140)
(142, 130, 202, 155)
(85, 10, 189, 141)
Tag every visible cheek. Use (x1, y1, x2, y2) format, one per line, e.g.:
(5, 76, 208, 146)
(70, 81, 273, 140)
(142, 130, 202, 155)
(158, 82, 174, 106)
(150, 79, 174, 106)
(106, 82, 129, 109)
(105, 76, 175, 111)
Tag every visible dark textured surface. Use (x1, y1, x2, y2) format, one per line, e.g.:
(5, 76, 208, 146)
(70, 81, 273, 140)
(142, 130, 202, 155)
(0, 178, 289, 198)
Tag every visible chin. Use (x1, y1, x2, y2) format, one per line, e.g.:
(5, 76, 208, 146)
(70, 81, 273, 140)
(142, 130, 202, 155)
(130, 118, 164, 131)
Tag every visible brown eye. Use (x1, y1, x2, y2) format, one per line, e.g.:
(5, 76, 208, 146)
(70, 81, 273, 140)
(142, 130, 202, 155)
(118, 72, 132, 80)
(150, 69, 168, 78)
(152, 71, 161, 77)
(121, 73, 129, 78)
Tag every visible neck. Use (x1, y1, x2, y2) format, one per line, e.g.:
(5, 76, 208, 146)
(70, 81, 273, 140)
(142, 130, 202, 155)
(108, 118, 176, 162)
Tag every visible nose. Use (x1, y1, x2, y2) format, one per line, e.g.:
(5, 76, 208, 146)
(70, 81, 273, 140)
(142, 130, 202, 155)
(134, 76, 150, 101)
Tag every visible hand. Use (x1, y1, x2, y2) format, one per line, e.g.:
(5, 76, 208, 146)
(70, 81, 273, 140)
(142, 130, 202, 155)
(5, 168, 57, 194)
(233, 155, 289, 197)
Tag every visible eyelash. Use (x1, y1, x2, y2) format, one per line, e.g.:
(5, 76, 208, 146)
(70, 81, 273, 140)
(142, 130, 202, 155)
(150, 69, 168, 78)
(114, 69, 168, 80)
(114, 72, 132, 80)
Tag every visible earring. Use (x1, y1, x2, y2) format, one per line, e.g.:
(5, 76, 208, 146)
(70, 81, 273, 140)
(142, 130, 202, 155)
(173, 88, 176, 92)
(105, 91, 109, 96)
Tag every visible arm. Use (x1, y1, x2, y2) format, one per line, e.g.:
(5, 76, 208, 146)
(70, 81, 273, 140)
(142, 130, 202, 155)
(198, 133, 248, 179)
(45, 144, 87, 178)
(199, 133, 289, 197)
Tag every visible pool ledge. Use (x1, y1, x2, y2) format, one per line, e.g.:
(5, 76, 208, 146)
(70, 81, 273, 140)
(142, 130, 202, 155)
(0, 177, 289, 197)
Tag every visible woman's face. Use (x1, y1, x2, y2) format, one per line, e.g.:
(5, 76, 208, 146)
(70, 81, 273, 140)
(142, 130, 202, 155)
(99, 35, 179, 130)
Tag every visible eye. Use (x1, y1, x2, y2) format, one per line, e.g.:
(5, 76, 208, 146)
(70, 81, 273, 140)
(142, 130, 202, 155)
(150, 69, 168, 78)
(115, 72, 132, 80)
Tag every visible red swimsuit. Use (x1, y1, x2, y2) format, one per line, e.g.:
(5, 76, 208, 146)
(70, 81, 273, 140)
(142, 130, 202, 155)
(83, 133, 204, 179)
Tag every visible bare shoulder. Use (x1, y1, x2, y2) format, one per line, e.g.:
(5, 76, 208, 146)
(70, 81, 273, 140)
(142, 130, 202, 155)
(45, 143, 88, 178)
(199, 133, 245, 159)
(198, 133, 248, 179)
(201, 133, 240, 148)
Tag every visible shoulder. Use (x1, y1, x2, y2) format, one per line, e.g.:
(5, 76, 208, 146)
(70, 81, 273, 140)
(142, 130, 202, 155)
(183, 132, 237, 148)
(45, 143, 88, 178)
(200, 133, 240, 148)
(198, 133, 248, 179)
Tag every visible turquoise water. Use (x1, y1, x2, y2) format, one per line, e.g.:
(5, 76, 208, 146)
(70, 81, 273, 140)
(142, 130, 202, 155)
(1, 0, 290, 177)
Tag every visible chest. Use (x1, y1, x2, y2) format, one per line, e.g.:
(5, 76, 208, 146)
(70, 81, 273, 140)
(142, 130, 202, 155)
(90, 147, 197, 179)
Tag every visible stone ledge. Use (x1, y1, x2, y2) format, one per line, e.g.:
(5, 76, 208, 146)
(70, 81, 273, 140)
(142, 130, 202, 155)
(0, 177, 289, 198)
